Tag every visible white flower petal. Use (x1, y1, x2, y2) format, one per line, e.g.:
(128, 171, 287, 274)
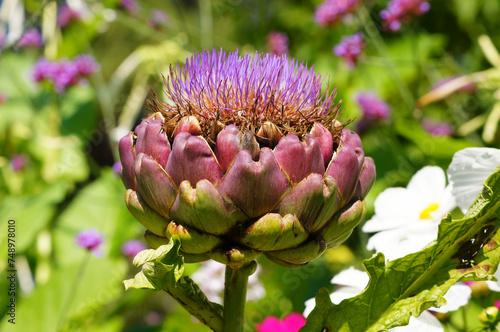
(390, 311, 444, 331)
(448, 148, 500, 213)
(331, 267, 369, 289)
(431, 283, 471, 313)
(407, 166, 447, 204)
(330, 287, 362, 304)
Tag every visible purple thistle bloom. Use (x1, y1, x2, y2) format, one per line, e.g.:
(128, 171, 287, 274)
(315, 0, 361, 27)
(121, 240, 147, 259)
(50, 60, 80, 93)
(164, 49, 336, 125)
(422, 118, 454, 137)
(10, 154, 28, 172)
(267, 31, 289, 56)
(17, 29, 43, 48)
(380, 0, 430, 31)
(76, 229, 104, 255)
(57, 5, 81, 28)
(121, 0, 140, 15)
(74, 54, 100, 77)
(333, 33, 365, 68)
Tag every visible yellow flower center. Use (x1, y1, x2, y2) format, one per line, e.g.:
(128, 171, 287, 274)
(419, 203, 440, 220)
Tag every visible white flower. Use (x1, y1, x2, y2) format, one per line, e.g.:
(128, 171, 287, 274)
(191, 260, 265, 304)
(304, 267, 471, 331)
(447, 147, 500, 214)
(362, 166, 456, 261)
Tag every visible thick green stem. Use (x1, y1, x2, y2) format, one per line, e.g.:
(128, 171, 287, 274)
(164, 276, 224, 332)
(223, 262, 257, 332)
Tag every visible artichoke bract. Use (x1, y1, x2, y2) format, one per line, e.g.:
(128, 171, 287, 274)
(119, 49, 375, 269)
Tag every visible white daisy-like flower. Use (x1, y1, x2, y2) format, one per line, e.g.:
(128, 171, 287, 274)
(447, 147, 500, 214)
(362, 166, 456, 261)
(304, 267, 471, 331)
(191, 260, 265, 304)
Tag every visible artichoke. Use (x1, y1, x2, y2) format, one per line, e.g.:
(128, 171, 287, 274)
(119, 50, 375, 269)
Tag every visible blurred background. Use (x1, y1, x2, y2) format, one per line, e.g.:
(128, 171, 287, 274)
(1, 0, 500, 331)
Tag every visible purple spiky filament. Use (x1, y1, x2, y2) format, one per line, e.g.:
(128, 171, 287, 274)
(154, 49, 339, 141)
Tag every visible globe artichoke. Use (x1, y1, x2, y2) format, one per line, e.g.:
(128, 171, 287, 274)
(119, 50, 375, 269)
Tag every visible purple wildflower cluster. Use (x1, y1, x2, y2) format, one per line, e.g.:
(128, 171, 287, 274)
(17, 29, 43, 48)
(32, 55, 100, 93)
(76, 229, 104, 256)
(57, 5, 81, 28)
(10, 154, 28, 172)
(166, 49, 336, 122)
(267, 32, 289, 56)
(355, 93, 391, 132)
(422, 118, 454, 137)
(147, 9, 169, 29)
(314, 0, 361, 27)
(381, 0, 430, 31)
(333, 33, 365, 68)
(121, 240, 147, 259)
(121, 0, 140, 15)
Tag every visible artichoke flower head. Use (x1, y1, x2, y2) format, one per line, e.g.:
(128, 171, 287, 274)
(119, 49, 376, 269)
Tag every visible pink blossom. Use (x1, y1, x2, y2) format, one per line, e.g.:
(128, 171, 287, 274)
(333, 33, 365, 68)
(17, 29, 43, 48)
(267, 32, 289, 56)
(256, 313, 306, 332)
(57, 5, 81, 27)
(10, 154, 28, 172)
(315, 0, 361, 27)
(422, 118, 454, 137)
(76, 229, 104, 256)
(381, 0, 430, 31)
(121, 0, 140, 15)
(356, 92, 390, 132)
(121, 240, 147, 259)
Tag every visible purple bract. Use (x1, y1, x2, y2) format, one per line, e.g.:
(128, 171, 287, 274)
(333, 33, 365, 68)
(380, 0, 430, 31)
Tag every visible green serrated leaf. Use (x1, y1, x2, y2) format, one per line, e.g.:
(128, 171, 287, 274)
(123, 270, 155, 291)
(302, 168, 500, 332)
(124, 236, 184, 291)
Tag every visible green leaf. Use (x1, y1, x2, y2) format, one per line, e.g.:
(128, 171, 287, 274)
(124, 236, 184, 291)
(302, 167, 500, 331)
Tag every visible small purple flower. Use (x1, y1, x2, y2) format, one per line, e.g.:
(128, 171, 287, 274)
(380, 0, 430, 31)
(267, 32, 289, 56)
(76, 229, 104, 255)
(147, 9, 169, 29)
(57, 5, 81, 28)
(17, 29, 43, 48)
(422, 118, 454, 137)
(121, 240, 147, 259)
(10, 154, 28, 172)
(333, 33, 365, 68)
(356, 92, 390, 133)
(121, 0, 140, 15)
(74, 54, 100, 77)
(315, 0, 361, 27)
(32, 55, 99, 93)
(112, 161, 122, 176)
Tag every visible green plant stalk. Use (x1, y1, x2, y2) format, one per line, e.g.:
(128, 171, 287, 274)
(164, 279, 224, 332)
(223, 262, 257, 332)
